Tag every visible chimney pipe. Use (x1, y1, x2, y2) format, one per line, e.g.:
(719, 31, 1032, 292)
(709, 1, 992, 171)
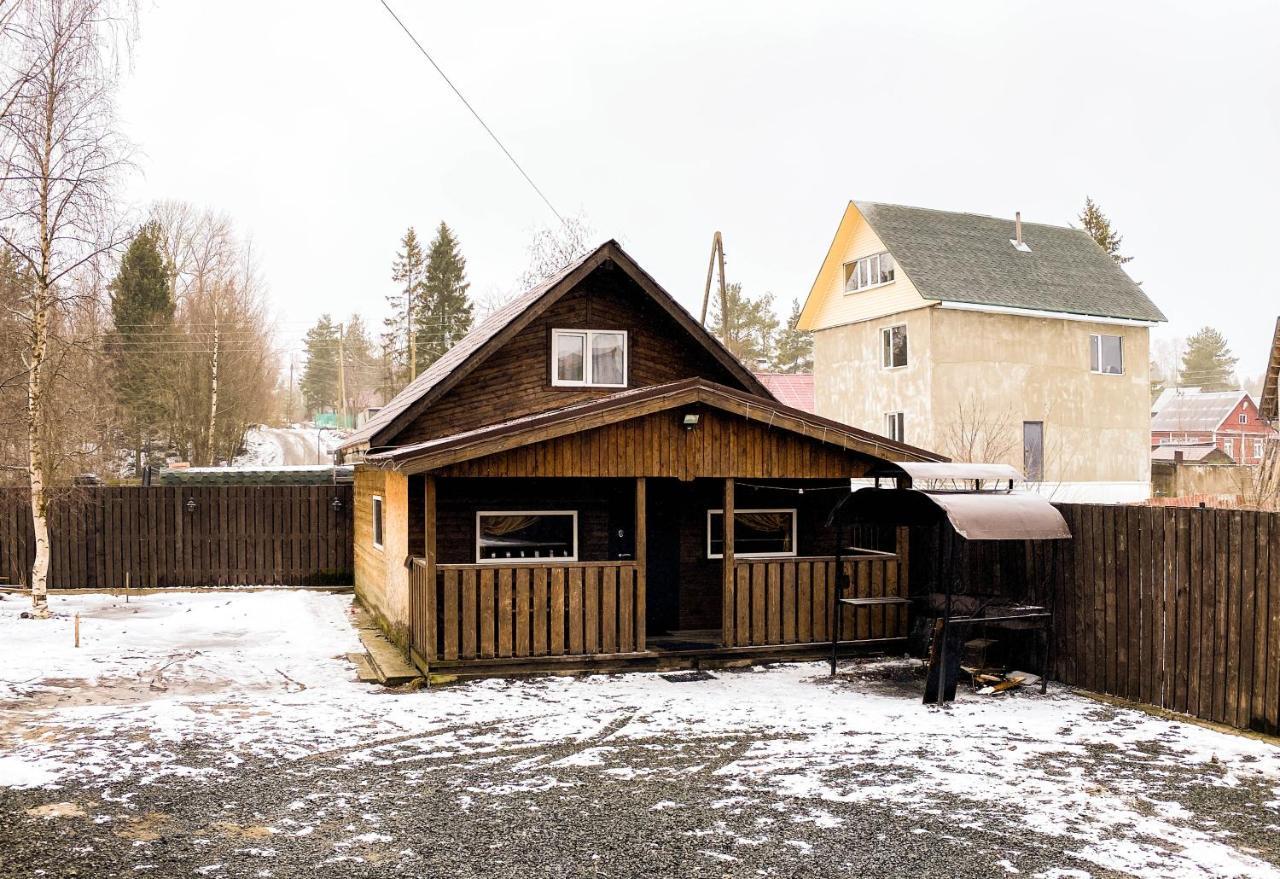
(1015, 211, 1022, 246)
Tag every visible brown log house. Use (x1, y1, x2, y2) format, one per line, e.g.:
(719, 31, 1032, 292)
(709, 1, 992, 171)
(339, 241, 944, 676)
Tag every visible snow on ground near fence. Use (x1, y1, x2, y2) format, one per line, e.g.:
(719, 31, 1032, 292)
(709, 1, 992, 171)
(2, 591, 1279, 878)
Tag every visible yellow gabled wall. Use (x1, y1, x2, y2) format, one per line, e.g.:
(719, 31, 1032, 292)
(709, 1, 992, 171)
(798, 201, 936, 332)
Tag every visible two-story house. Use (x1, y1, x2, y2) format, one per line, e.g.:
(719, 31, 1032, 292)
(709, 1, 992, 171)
(797, 201, 1166, 502)
(1150, 388, 1277, 464)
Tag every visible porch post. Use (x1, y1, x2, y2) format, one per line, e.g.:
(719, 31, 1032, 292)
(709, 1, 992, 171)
(722, 477, 735, 646)
(423, 474, 437, 663)
(635, 477, 646, 652)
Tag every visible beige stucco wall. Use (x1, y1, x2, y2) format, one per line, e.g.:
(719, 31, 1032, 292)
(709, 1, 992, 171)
(813, 307, 935, 447)
(353, 466, 410, 645)
(813, 306, 1152, 486)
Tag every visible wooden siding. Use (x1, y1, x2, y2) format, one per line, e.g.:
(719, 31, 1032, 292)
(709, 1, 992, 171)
(0, 485, 351, 588)
(418, 561, 645, 662)
(397, 265, 747, 445)
(354, 467, 410, 642)
(723, 531, 909, 647)
(434, 409, 877, 480)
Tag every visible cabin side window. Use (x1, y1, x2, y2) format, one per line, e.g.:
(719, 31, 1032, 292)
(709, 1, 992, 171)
(371, 495, 384, 550)
(706, 508, 797, 559)
(881, 324, 908, 369)
(1089, 333, 1124, 375)
(476, 511, 578, 562)
(551, 329, 627, 388)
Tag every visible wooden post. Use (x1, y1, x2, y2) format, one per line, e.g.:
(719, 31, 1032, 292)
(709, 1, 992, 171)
(74, 613, 79, 648)
(722, 477, 735, 646)
(635, 477, 646, 652)
(423, 475, 437, 662)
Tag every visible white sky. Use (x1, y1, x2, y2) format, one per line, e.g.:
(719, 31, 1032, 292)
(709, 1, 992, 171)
(117, 1, 1280, 378)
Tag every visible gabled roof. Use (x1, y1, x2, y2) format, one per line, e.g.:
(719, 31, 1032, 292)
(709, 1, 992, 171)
(1149, 389, 1248, 433)
(1261, 316, 1280, 424)
(1150, 444, 1233, 463)
(364, 378, 944, 473)
(342, 241, 770, 451)
(845, 201, 1165, 323)
(753, 372, 814, 413)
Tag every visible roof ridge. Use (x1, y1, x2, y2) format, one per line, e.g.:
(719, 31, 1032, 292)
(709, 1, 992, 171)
(855, 199, 1089, 235)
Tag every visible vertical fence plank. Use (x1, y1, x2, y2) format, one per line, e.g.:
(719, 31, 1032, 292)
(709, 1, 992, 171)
(766, 563, 782, 645)
(601, 566, 617, 653)
(1238, 511, 1256, 730)
(550, 567, 565, 655)
(797, 561, 812, 643)
(782, 562, 796, 644)
(532, 567, 549, 657)
(619, 567, 634, 653)
(515, 568, 531, 658)
(568, 567, 584, 654)
(735, 563, 750, 646)
(1267, 511, 1280, 734)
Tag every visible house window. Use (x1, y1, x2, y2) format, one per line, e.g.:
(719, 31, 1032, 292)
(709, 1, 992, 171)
(881, 325, 908, 368)
(372, 496, 384, 550)
(1023, 421, 1044, 481)
(476, 511, 578, 562)
(1239, 413, 1248, 424)
(843, 252, 895, 293)
(1090, 333, 1124, 375)
(707, 508, 797, 559)
(1223, 438, 1234, 460)
(551, 329, 627, 387)
(884, 411, 905, 442)
(1254, 439, 1265, 459)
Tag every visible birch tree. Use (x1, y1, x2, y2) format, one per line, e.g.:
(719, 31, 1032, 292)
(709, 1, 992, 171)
(0, 0, 132, 617)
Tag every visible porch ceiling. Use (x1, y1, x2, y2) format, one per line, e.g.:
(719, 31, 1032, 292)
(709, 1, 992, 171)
(364, 378, 945, 476)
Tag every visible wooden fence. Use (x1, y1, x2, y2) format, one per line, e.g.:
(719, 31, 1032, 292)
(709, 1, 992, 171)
(420, 560, 645, 663)
(914, 503, 1280, 735)
(0, 485, 353, 588)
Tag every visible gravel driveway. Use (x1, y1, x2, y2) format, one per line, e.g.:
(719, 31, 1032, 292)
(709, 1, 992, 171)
(2, 591, 1278, 879)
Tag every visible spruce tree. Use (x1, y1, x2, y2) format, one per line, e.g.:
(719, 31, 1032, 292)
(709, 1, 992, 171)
(384, 227, 426, 389)
(301, 314, 340, 416)
(1079, 197, 1132, 264)
(1180, 326, 1239, 391)
(417, 222, 473, 367)
(771, 298, 813, 373)
(107, 224, 175, 474)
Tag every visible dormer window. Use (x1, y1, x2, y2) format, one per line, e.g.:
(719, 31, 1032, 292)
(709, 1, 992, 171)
(843, 252, 894, 293)
(552, 329, 627, 387)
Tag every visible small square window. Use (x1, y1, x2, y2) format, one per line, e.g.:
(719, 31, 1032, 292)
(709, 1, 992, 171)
(552, 329, 627, 387)
(1239, 412, 1248, 424)
(881, 325, 908, 368)
(1090, 333, 1124, 374)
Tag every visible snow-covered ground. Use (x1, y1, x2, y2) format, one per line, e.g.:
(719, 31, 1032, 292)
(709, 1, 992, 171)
(2, 591, 1278, 878)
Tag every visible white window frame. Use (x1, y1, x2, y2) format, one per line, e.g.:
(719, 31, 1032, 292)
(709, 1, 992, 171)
(371, 495, 384, 551)
(1254, 439, 1265, 459)
(706, 508, 798, 560)
(884, 411, 905, 443)
(1089, 333, 1125, 375)
(551, 328, 628, 388)
(1239, 413, 1248, 424)
(881, 324, 908, 369)
(475, 510, 579, 564)
(843, 251, 895, 294)
(1223, 438, 1234, 459)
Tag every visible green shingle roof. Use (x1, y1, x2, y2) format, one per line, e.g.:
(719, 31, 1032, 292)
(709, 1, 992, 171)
(856, 201, 1166, 323)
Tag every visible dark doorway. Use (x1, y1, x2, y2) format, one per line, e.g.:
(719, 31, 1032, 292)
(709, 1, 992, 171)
(645, 479, 682, 634)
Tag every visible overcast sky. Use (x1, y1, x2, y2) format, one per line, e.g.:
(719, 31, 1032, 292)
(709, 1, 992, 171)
(117, 1, 1280, 378)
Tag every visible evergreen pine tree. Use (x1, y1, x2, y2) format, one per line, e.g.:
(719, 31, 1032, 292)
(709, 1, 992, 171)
(1180, 326, 1239, 392)
(384, 227, 426, 390)
(1079, 197, 1132, 264)
(340, 313, 380, 411)
(301, 314, 340, 416)
(107, 224, 175, 474)
(771, 298, 813, 373)
(710, 282, 778, 366)
(417, 222, 473, 367)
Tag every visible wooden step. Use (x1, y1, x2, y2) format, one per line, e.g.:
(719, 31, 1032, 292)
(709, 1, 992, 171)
(348, 652, 380, 683)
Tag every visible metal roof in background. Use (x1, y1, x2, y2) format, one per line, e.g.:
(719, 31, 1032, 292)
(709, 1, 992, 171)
(753, 373, 815, 413)
(1149, 390, 1247, 432)
(855, 201, 1166, 323)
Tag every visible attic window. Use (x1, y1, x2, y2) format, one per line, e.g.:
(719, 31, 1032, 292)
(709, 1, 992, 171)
(552, 329, 627, 388)
(843, 252, 894, 293)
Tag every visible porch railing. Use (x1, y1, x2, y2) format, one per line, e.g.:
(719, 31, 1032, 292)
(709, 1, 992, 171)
(411, 559, 645, 664)
(723, 528, 909, 647)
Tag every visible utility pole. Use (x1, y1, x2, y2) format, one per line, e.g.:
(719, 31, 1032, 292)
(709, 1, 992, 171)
(337, 322, 348, 428)
(407, 293, 417, 383)
(699, 231, 730, 344)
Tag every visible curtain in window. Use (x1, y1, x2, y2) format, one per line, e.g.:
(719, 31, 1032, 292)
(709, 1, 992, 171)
(480, 515, 541, 536)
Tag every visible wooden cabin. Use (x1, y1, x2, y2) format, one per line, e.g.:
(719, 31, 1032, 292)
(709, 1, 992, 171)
(339, 241, 945, 677)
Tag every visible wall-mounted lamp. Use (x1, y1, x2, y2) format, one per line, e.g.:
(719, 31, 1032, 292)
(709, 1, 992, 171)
(681, 412, 701, 429)
(331, 496, 344, 511)
(185, 497, 197, 513)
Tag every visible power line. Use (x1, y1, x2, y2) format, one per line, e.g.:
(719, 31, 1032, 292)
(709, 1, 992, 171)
(376, 0, 566, 225)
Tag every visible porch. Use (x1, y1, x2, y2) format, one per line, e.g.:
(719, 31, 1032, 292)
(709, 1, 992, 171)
(404, 474, 910, 676)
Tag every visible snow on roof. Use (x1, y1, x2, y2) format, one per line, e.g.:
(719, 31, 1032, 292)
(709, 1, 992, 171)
(1150, 444, 1231, 462)
(1149, 389, 1247, 432)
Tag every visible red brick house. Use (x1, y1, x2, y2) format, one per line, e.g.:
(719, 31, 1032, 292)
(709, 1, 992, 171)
(1151, 389, 1277, 464)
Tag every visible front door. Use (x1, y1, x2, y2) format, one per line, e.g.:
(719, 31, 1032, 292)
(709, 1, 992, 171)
(645, 479, 681, 634)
